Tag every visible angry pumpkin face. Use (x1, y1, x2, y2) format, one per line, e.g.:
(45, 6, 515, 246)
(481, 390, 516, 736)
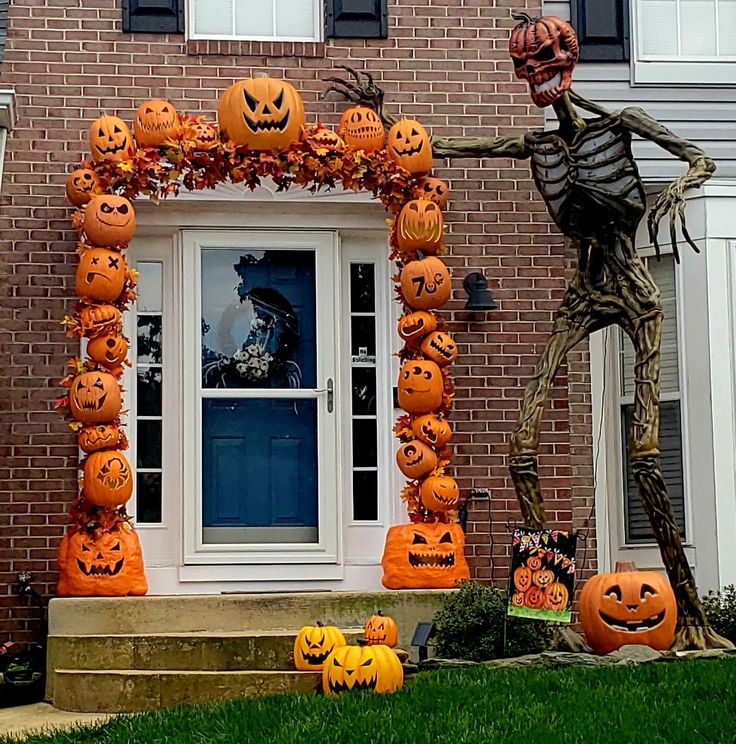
(83, 195, 136, 248)
(189, 121, 219, 150)
(69, 371, 122, 424)
(322, 645, 403, 695)
(411, 414, 452, 449)
(420, 474, 460, 512)
(420, 331, 457, 367)
(134, 99, 180, 147)
(396, 199, 444, 256)
(293, 624, 346, 671)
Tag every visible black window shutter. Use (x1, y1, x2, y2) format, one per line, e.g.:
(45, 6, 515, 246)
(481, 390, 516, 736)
(326, 0, 388, 39)
(571, 0, 629, 62)
(123, 0, 184, 34)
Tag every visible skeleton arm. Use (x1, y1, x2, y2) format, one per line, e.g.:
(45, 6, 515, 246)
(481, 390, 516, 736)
(620, 106, 716, 260)
(431, 134, 530, 160)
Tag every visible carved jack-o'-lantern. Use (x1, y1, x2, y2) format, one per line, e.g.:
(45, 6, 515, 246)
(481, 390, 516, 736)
(75, 249, 127, 302)
(411, 414, 452, 449)
(381, 522, 470, 589)
(309, 126, 344, 148)
(83, 450, 133, 508)
(397, 360, 444, 414)
(397, 311, 437, 347)
(363, 611, 398, 648)
(69, 371, 122, 424)
(400, 256, 452, 311)
(134, 99, 180, 147)
(217, 77, 305, 151)
(513, 565, 533, 593)
(65, 168, 102, 208)
(532, 568, 555, 588)
(78, 424, 125, 454)
(395, 441, 438, 480)
(387, 119, 432, 176)
(189, 121, 219, 150)
(338, 106, 385, 152)
(420, 331, 457, 367)
(579, 562, 677, 655)
(417, 177, 449, 210)
(545, 581, 570, 611)
(293, 623, 346, 671)
(89, 115, 133, 163)
(87, 333, 129, 368)
(420, 474, 460, 512)
(83, 195, 136, 248)
(509, 13, 580, 108)
(524, 586, 547, 609)
(396, 199, 444, 256)
(57, 526, 147, 597)
(79, 305, 122, 337)
(322, 645, 403, 695)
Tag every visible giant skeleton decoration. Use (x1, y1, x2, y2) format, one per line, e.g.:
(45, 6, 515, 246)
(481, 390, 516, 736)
(326, 13, 732, 650)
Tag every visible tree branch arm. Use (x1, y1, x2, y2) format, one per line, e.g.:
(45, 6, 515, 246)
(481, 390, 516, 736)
(431, 134, 531, 160)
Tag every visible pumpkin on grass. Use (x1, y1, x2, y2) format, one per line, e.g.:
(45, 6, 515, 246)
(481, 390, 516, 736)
(293, 622, 346, 671)
(322, 644, 403, 694)
(363, 611, 398, 648)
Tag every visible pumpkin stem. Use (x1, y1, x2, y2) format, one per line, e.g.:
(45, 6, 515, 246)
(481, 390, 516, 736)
(316, 620, 324, 627)
(377, 609, 384, 616)
(614, 561, 638, 573)
(511, 11, 539, 24)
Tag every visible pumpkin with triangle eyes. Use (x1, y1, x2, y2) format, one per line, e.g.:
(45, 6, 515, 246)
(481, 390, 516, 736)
(397, 360, 444, 414)
(57, 525, 147, 597)
(218, 77, 305, 151)
(400, 256, 452, 311)
(83, 195, 136, 248)
(395, 441, 438, 480)
(417, 176, 449, 210)
(78, 424, 126, 454)
(134, 99, 180, 147)
(388, 119, 432, 176)
(76, 248, 127, 302)
(87, 333, 129, 368)
(79, 305, 122, 337)
(338, 106, 385, 151)
(322, 645, 403, 695)
(363, 611, 398, 648)
(65, 168, 102, 207)
(411, 414, 452, 448)
(89, 114, 133, 163)
(420, 331, 457, 367)
(397, 311, 437, 347)
(579, 561, 676, 655)
(293, 623, 346, 671)
(84, 450, 134, 508)
(381, 522, 470, 589)
(189, 121, 219, 150)
(69, 371, 122, 424)
(308, 125, 344, 148)
(396, 199, 444, 256)
(420, 474, 460, 512)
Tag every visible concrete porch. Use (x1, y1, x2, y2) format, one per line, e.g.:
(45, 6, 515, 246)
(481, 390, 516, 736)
(46, 590, 450, 713)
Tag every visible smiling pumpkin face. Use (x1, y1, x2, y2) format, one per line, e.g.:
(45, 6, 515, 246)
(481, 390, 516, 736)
(544, 581, 570, 612)
(397, 311, 437, 346)
(395, 440, 438, 480)
(388, 119, 432, 176)
(513, 565, 533, 593)
(87, 333, 129, 368)
(397, 360, 444, 414)
(83, 195, 136, 248)
(65, 168, 102, 207)
(420, 474, 460, 512)
(89, 115, 133, 163)
(396, 199, 444, 256)
(75, 249, 127, 302)
(338, 106, 385, 151)
(363, 611, 398, 648)
(417, 176, 449, 210)
(134, 99, 180, 147)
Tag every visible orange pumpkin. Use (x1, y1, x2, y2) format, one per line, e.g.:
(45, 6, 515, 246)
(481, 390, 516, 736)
(397, 311, 437, 347)
(387, 119, 432, 176)
(544, 581, 570, 611)
(527, 555, 543, 571)
(513, 565, 532, 592)
(83, 450, 133, 508)
(75, 248, 127, 302)
(420, 331, 457, 367)
(87, 333, 129, 368)
(65, 168, 102, 207)
(532, 568, 555, 588)
(83, 195, 136, 248)
(189, 121, 219, 150)
(293, 623, 346, 671)
(217, 77, 305, 151)
(89, 115, 133, 163)
(322, 644, 403, 695)
(134, 99, 180, 147)
(417, 176, 449, 210)
(364, 611, 398, 648)
(579, 561, 677, 655)
(400, 256, 452, 311)
(524, 586, 547, 609)
(381, 522, 470, 589)
(79, 305, 122, 337)
(396, 199, 444, 256)
(411, 414, 452, 448)
(78, 424, 125, 454)
(338, 106, 385, 151)
(308, 126, 344, 148)
(395, 441, 438, 480)
(511, 592, 526, 607)
(420, 474, 460, 512)
(57, 526, 147, 597)
(69, 371, 122, 424)
(397, 360, 444, 414)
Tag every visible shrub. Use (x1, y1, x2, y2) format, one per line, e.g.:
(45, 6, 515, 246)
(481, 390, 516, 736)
(702, 585, 736, 644)
(432, 581, 555, 661)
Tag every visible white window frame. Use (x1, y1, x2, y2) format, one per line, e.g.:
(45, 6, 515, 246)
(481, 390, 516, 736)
(186, 0, 323, 42)
(630, 0, 736, 85)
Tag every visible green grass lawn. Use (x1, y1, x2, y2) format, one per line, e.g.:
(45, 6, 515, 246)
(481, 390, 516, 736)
(7, 658, 736, 744)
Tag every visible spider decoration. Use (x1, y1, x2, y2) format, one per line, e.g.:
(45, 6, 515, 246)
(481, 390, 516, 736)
(324, 18, 730, 651)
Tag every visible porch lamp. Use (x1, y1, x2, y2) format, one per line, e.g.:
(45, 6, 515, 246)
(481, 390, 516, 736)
(463, 272, 497, 311)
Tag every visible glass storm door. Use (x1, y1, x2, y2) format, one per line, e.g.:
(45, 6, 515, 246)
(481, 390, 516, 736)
(183, 231, 338, 557)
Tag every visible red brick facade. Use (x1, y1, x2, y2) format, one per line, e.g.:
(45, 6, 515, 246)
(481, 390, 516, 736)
(0, 0, 596, 641)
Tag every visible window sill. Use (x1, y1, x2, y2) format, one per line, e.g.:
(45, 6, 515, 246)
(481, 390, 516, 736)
(632, 59, 736, 86)
(186, 39, 325, 58)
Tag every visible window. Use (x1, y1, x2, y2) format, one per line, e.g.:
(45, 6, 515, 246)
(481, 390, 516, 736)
(572, 0, 630, 61)
(615, 254, 687, 543)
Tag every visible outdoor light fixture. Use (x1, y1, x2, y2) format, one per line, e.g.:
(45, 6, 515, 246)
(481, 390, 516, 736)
(410, 621, 436, 663)
(463, 272, 497, 311)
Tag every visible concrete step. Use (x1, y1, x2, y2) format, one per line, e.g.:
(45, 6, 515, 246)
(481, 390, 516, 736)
(47, 629, 364, 673)
(52, 669, 322, 713)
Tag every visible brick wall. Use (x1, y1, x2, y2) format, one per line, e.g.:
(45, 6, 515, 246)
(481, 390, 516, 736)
(0, 0, 595, 641)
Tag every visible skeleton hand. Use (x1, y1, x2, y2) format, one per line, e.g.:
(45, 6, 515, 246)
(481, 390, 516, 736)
(322, 65, 395, 127)
(647, 156, 714, 262)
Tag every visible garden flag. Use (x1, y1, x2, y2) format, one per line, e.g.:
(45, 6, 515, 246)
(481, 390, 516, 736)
(507, 527, 579, 622)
